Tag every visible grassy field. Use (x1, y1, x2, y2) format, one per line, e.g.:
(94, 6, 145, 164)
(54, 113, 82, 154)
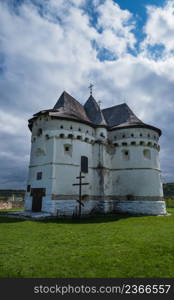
(0, 208, 174, 278)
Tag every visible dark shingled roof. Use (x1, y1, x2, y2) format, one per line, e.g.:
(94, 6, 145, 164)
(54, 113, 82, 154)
(102, 103, 161, 135)
(28, 91, 161, 135)
(102, 103, 142, 127)
(84, 95, 107, 126)
(52, 91, 91, 123)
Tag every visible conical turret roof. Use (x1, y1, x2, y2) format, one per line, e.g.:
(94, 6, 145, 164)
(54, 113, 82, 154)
(102, 103, 142, 128)
(84, 95, 107, 126)
(52, 91, 90, 122)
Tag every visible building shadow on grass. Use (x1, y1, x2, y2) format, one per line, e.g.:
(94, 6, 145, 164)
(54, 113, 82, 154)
(0, 212, 148, 224)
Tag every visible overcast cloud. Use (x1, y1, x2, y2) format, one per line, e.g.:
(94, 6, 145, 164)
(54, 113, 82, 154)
(0, 0, 174, 188)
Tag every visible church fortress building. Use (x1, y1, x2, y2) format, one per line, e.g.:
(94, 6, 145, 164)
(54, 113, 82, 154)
(25, 90, 166, 216)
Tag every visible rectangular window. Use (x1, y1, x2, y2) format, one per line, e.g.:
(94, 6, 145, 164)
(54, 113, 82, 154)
(27, 185, 31, 192)
(81, 156, 88, 173)
(37, 172, 42, 180)
(143, 149, 151, 160)
(64, 144, 72, 155)
(122, 149, 130, 160)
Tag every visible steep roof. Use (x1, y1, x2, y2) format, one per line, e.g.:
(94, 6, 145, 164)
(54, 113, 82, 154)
(52, 91, 91, 123)
(29, 91, 161, 135)
(102, 103, 142, 127)
(102, 103, 161, 134)
(84, 95, 107, 126)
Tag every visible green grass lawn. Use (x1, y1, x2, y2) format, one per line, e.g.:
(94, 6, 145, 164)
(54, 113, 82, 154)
(0, 209, 174, 278)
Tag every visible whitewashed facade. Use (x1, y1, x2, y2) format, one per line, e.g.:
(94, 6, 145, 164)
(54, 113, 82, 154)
(25, 91, 166, 216)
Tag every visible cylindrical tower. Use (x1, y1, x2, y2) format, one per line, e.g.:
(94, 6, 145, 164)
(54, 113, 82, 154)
(109, 127, 166, 215)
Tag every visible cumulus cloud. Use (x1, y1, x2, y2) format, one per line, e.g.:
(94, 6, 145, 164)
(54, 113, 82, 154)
(0, 0, 174, 188)
(96, 0, 136, 56)
(142, 0, 174, 56)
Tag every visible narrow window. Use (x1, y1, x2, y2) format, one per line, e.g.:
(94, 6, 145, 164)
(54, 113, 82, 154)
(122, 134, 125, 138)
(37, 172, 42, 180)
(143, 149, 151, 160)
(60, 133, 65, 138)
(81, 156, 88, 173)
(122, 142, 127, 146)
(140, 133, 142, 137)
(100, 132, 105, 138)
(70, 126, 73, 129)
(79, 128, 81, 131)
(131, 141, 136, 145)
(64, 144, 72, 155)
(122, 150, 129, 160)
(131, 133, 134, 137)
(37, 128, 42, 136)
(60, 125, 64, 129)
(27, 185, 31, 192)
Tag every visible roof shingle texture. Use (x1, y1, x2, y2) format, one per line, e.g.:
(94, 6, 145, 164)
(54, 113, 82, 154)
(29, 90, 161, 135)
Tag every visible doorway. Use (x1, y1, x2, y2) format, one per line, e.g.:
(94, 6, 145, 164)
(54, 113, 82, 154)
(31, 188, 45, 212)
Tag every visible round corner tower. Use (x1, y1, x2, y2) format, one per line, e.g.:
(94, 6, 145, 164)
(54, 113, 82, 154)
(25, 91, 166, 216)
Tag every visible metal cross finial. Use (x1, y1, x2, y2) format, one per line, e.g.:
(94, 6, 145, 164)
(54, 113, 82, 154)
(88, 83, 94, 96)
(98, 100, 102, 108)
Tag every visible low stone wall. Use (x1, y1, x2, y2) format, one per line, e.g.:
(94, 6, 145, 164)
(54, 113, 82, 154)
(0, 200, 24, 210)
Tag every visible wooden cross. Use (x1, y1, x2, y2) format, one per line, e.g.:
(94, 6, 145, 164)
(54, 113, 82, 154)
(73, 172, 89, 217)
(88, 83, 94, 96)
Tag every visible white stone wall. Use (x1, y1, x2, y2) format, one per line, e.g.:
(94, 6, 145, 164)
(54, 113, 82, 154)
(25, 116, 166, 216)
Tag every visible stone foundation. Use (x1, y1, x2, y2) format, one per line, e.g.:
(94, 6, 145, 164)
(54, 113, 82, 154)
(114, 200, 167, 215)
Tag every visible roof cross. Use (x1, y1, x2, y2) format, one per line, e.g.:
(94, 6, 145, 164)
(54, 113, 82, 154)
(88, 83, 94, 96)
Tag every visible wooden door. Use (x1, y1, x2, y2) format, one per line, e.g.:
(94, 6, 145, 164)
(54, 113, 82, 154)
(32, 188, 43, 212)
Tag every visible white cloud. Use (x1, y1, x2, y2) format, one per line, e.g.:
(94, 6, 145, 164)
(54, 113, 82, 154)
(142, 0, 174, 55)
(0, 0, 174, 187)
(96, 0, 136, 56)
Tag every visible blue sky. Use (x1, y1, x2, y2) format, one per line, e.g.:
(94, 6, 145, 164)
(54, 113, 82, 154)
(0, 0, 174, 188)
